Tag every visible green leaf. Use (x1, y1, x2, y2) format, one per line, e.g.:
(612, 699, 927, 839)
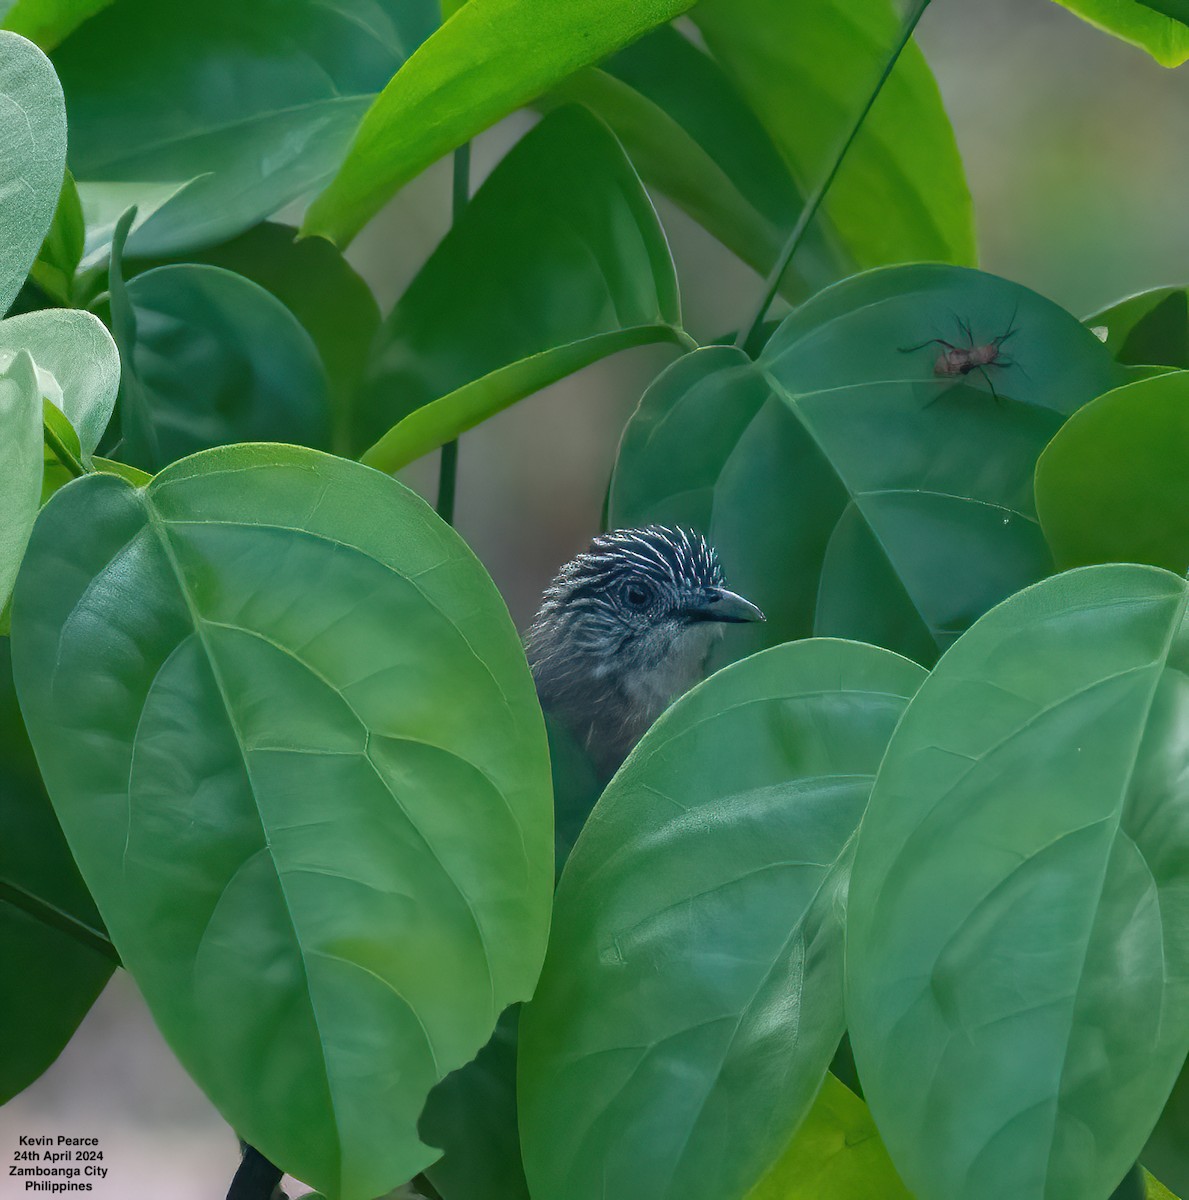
(0, 308, 120, 458)
(1144, 1061, 1189, 1198)
(1088, 287, 1189, 369)
(545, 27, 848, 302)
(171, 223, 381, 459)
(743, 1075, 911, 1200)
(1050, 0, 1189, 64)
(610, 264, 1124, 668)
(29, 169, 83, 304)
(358, 108, 685, 468)
(54, 0, 440, 257)
(0, 30, 66, 316)
(518, 638, 925, 1200)
(1139, 0, 1189, 24)
(846, 564, 1189, 1200)
(1036, 372, 1189, 575)
(0, 351, 46, 612)
(1, 0, 112, 49)
(302, 0, 699, 245)
(690, 0, 975, 274)
(107, 214, 330, 471)
(0, 635, 115, 1103)
(10, 443, 553, 1200)
(420, 1006, 529, 1200)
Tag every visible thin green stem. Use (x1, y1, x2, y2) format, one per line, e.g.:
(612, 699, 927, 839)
(737, 0, 933, 356)
(43, 422, 89, 479)
(436, 143, 472, 527)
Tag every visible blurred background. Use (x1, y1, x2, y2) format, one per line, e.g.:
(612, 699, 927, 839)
(4, 0, 1188, 1195)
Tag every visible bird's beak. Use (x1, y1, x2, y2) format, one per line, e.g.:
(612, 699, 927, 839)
(687, 587, 766, 624)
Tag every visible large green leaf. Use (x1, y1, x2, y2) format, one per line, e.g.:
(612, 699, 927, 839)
(168, 223, 380, 458)
(519, 638, 925, 1200)
(743, 1075, 911, 1200)
(1, 0, 111, 49)
(610, 264, 1124, 668)
(1036, 372, 1189, 574)
(53, 0, 439, 256)
(1049, 0, 1189, 66)
(1144, 1061, 1189, 1198)
(302, 0, 698, 245)
(0, 352, 46, 612)
(846, 564, 1189, 1200)
(358, 107, 685, 468)
(10, 444, 553, 1200)
(690, 0, 975, 275)
(0, 308, 120, 458)
(107, 215, 330, 471)
(546, 27, 847, 302)
(0, 30, 66, 315)
(0, 635, 114, 1103)
(1088, 286, 1189, 369)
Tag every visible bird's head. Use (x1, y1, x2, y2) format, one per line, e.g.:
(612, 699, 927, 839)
(526, 527, 764, 743)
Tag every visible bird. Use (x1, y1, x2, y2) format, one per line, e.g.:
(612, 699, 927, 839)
(525, 526, 765, 778)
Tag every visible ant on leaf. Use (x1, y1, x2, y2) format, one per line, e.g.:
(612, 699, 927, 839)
(901, 308, 1021, 404)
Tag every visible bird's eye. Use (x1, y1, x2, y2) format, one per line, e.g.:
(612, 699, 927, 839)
(621, 580, 652, 609)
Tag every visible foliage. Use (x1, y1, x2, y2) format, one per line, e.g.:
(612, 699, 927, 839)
(0, 4, 1187, 1200)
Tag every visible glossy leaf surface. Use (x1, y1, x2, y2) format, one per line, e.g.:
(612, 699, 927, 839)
(359, 108, 683, 466)
(11, 445, 554, 1199)
(1036, 372, 1189, 574)
(0, 30, 65, 315)
(109, 254, 330, 471)
(547, 27, 846, 300)
(691, 0, 975, 273)
(0, 353, 46, 612)
(1089, 286, 1189, 369)
(0, 308, 119, 458)
(0, 636, 114, 1103)
(519, 638, 925, 1200)
(54, 0, 439, 256)
(744, 1075, 911, 1200)
(847, 565, 1189, 1200)
(302, 0, 698, 244)
(610, 264, 1124, 667)
(1049, 0, 1189, 65)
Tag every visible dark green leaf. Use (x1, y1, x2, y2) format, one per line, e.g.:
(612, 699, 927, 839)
(1036, 372, 1189, 574)
(302, 0, 699, 244)
(1, 0, 111, 49)
(1049, 0, 1189, 65)
(519, 638, 925, 1200)
(0, 308, 120, 458)
(743, 1075, 911, 1200)
(1138, 0, 1189, 23)
(107, 214, 330, 471)
(690, 0, 975, 274)
(546, 27, 847, 301)
(0, 636, 114, 1103)
(11, 444, 553, 1200)
(169, 223, 380, 459)
(358, 108, 685, 468)
(610, 264, 1124, 668)
(0, 30, 66, 315)
(1088, 287, 1189, 369)
(1144, 1060, 1189, 1197)
(420, 1006, 528, 1200)
(0, 352, 46, 611)
(55, 0, 440, 256)
(29, 169, 83, 304)
(847, 564, 1189, 1200)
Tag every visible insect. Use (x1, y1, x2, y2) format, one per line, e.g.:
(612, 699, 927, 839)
(901, 310, 1020, 403)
